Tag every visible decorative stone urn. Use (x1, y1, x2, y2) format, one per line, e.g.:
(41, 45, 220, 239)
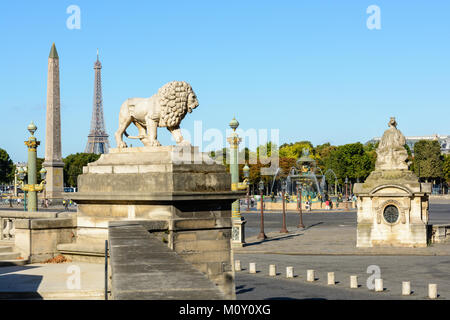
(354, 118, 431, 247)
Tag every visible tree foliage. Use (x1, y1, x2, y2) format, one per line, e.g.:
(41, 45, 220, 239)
(323, 143, 375, 184)
(444, 155, 450, 183)
(63, 153, 101, 187)
(412, 140, 444, 182)
(279, 141, 313, 159)
(0, 148, 14, 184)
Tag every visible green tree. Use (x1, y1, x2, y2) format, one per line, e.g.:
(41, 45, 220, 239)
(63, 153, 101, 187)
(413, 140, 444, 182)
(443, 155, 450, 183)
(315, 143, 336, 171)
(257, 142, 278, 159)
(324, 143, 374, 184)
(279, 141, 313, 159)
(0, 148, 14, 184)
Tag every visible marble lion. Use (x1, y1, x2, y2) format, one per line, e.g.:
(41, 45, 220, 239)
(115, 81, 199, 148)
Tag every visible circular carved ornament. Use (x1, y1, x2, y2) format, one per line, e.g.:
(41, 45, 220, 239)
(383, 205, 399, 224)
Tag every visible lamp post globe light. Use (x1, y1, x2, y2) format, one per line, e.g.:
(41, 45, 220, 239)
(257, 180, 267, 240)
(280, 179, 288, 234)
(15, 166, 28, 210)
(16, 122, 47, 212)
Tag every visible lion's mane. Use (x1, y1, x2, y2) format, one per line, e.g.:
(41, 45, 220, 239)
(158, 81, 193, 128)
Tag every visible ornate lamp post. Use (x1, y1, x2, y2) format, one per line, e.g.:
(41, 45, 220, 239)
(257, 180, 267, 240)
(297, 184, 305, 228)
(243, 163, 250, 212)
(16, 166, 27, 211)
(345, 176, 349, 209)
(280, 180, 288, 233)
(16, 122, 47, 212)
(227, 117, 247, 247)
(345, 177, 349, 199)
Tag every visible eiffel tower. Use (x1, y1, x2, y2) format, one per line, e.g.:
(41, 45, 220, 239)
(85, 49, 110, 154)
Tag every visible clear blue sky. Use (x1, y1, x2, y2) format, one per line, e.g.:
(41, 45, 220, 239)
(1, 1, 449, 163)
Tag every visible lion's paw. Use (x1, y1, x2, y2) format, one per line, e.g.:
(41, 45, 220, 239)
(118, 141, 128, 148)
(178, 140, 191, 146)
(149, 140, 161, 147)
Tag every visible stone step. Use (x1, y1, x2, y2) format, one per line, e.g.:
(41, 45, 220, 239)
(0, 252, 22, 260)
(0, 258, 28, 267)
(58, 241, 107, 263)
(0, 246, 13, 253)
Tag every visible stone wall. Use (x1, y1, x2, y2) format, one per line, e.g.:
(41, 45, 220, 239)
(14, 215, 76, 263)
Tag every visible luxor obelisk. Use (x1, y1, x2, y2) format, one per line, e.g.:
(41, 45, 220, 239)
(42, 43, 64, 202)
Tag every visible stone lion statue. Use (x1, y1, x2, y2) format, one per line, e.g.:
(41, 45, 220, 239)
(114, 81, 199, 148)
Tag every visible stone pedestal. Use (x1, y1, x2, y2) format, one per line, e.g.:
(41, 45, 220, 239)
(66, 146, 244, 299)
(354, 170, 431, 247)
(231, 218, 246, 248)
(42, 162, 64, 201)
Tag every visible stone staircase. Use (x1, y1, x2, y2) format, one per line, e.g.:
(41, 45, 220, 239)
(0, 242, 27, 266)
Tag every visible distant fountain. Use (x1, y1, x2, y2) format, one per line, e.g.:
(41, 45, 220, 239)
(270, 167, 282, 195)
(288, 149, 325, 200)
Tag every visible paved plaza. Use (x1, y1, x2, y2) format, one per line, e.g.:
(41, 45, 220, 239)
(0, 199, 448, 300)
(234, 199, 450, 300)
(0, 262, 104, 299)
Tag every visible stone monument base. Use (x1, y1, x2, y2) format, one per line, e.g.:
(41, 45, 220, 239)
(65, 146, 243, 299)
(354, 170, 432, 248)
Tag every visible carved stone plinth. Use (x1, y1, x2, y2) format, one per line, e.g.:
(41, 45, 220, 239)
(66, 146, 244, 299)
(354, 118, 431, 248)
(354, 170, 431, 247)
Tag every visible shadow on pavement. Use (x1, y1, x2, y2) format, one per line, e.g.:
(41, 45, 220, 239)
(0, 265, 40, 276)
(244, 232, 304, 247)
(0, 273, 43, 300)
(302, 222, 324, 230)
(236, 285, 255, 295)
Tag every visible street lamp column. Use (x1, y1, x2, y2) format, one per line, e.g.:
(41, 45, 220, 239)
(280, 180, 288, 233)
(297, 184, 305, 228)
(257, 180, 267, 240)
(25, 122, 40, 212)
(227, 117, 246, 247)
(243, 163, 250, 212)
(345, 177, 349, 210)
(17, 122, 47, 212)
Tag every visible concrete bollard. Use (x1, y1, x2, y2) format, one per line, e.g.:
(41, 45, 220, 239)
(327, 272, 335, 285)
(350, 275, 358, 289)
(269, 264, 277, 277)
(429, 284, 438, 299)
(402, 281, 411, 296)
(286, 266, 294, 278)
(375, 278, 384, 292)
(249, 263, 256, 274)
(307, 270, 315, 282)
(234, 260, 241, 272)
